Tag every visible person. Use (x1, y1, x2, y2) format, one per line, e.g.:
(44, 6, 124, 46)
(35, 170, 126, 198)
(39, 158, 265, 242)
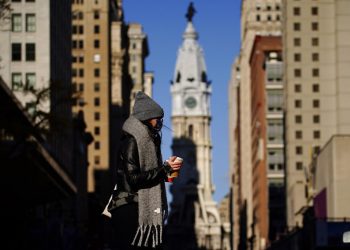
(104, 91, 182, 249)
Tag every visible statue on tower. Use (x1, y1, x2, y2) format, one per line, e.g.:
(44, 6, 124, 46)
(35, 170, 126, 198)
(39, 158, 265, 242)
(185, 2, 196, 22)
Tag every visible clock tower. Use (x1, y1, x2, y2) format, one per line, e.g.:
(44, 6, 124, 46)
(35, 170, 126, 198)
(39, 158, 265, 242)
(166, 3, 221, 250)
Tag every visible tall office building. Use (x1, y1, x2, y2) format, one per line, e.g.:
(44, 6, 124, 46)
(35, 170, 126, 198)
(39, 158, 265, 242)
(0, 1, 94, 247)
(250, 36, 285, 243)
(71, 0, 113, 195)
(282, 0, 350, 227)
(228, 1, 282, 249)
(0, 0, 73, 171)
(167, 5, 221, 249)
(127, 23, 153, 108)
(71, 0, 152, 200)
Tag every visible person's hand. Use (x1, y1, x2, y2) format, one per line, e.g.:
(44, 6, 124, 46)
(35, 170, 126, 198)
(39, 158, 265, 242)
(167, 156, 183, 171)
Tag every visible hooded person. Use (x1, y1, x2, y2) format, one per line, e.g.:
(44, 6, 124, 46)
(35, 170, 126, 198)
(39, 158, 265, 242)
(104, 91, 183, 250)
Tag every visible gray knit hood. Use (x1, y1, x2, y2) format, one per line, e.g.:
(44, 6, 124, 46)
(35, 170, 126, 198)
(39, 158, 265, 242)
(133, 91, 164, 121)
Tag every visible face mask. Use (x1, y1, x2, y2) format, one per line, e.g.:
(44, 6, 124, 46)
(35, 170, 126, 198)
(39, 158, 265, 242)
(155, 118, 163, 131)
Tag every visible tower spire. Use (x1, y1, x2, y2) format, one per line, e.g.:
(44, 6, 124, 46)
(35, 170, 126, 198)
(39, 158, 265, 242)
(167, 3, 221, 250)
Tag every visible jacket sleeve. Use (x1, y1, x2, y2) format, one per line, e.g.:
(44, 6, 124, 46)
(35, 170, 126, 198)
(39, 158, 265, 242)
(121, 136, 172, 190)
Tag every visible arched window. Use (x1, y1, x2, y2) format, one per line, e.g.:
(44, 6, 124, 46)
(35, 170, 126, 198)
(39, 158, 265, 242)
(188, 124, 193, 139)
(201, 71, 207, 82)
(176, 72, 181, 82)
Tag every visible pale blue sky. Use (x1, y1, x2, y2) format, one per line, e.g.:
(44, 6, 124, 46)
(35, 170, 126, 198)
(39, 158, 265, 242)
(124, 0, 241, 202)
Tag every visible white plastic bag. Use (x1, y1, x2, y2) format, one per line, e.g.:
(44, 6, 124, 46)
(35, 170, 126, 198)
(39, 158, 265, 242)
(101, 184, 117, 218)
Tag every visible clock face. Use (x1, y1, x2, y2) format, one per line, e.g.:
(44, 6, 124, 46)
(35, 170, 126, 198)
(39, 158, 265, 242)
(185, 97, 197, 109)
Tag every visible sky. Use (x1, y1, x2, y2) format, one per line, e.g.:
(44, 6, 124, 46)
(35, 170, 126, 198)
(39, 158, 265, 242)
(123, 0, 241, 202)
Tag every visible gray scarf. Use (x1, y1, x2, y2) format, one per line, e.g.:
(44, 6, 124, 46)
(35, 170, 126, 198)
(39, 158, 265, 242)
(122, 116, 167, 248)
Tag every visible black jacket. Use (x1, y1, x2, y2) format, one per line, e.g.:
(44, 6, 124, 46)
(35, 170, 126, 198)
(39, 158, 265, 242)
(108, 131, 172, 212)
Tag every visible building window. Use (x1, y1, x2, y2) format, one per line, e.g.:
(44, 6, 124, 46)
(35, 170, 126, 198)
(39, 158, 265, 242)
(72, 40, 77, 48)
(94, 40, 100, 48)
(295, 130, 302, 139)
(79, 25, 84, 34)
(25, 14, 36, 32)
(267, 90, 283, 112)
(26, 0, 35, 2)
(312, 22, 318, 31)
(79, 40, 84, 49)
(267, 15, 272, 21)
(293, 7, 300, 16)
(72, 68, 77, 77)
(12, 43, 21, 61)
(294, 84, 301, 93)
(312, 38, 319, 46)
(94, 10, 99, 19)
(276, 15, 280, 21)
(94, 54, 101, 63)
(94, 25, 100, 34)
(188, 124, 193, 138)
(72, 56, 77, 63)
(296, 162, 303, 170)
(25, 73, 36, 89)
(94, 112, 100, 121)
(12, 13, 22, 32)
(94, 156, 100, 165)
(78, 98, 85, 106)
(295, 115, 302, 124)
(94, 83, 100, 92)
(294, 53, 301, 62)
(79, 69, 84, 77)
(294, 38, 301, 46)
(11, 73, 22, 90)
(312, 84, 319, 92)
(78, 12, 83, 19)
(314, 130, 320, 139)
(295, 99, 302, 108)
(79, 56, 84, 63)
(78, 83, 84, 91)
(313, 115, 320, 123)
(313, 99, 320, 108)
(312, 53, 319, 62)
(294, 23, 301, 31)
(94, 97, 100, 106)
(294, 69, 301, 77)
(72, 82, 77, 93)
(94, 141, 100, 150)
(256, 15, 260, 21)
(312, 68, 319, 77)
(313, 146, 321, 155)
(25, 102, 36, 116)
(311, 7, 318, 15)
(132, 43, 137, 49)
(73, 25, 77, 34)
(94, 126, 100, 135)
(26, 43, 35, 61)
(296, 146, 303, 155)
(267, 121, 283, 143)
(94, 68, 100, 77)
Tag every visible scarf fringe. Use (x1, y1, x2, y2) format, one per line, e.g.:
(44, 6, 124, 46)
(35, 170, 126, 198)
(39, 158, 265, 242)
(131, 224, 163, 248)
